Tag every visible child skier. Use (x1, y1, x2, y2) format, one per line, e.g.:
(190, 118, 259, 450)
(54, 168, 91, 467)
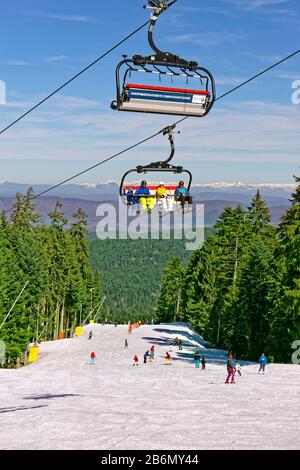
(225, 356, 236, 384)
(149, 350, 154, 362)
(149, 345, 155, 361)
(235, 361, 242, 376)
(165, 352, 171, 365)
(194, 351, 200, 368)
(258, 353, 268, 374)
(90, 351, 96, 365)
(201, 356, 206, 370)
(133, 355, 139, 366)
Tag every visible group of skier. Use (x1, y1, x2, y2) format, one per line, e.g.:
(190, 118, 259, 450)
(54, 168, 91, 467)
(173, 337, 183, 350)
(193, 351, 206, 369)
(88, 329, 269, 379)
(125, 180, 192, 215)
(134, 346, 171, 366)
(143, 345, 155, 364)
(225, 352, 268, 383)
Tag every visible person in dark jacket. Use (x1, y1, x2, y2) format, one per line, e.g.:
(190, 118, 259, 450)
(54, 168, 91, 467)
(125, 188, 138, 205)
(201, 356, 206, 370)
(144, 350, 149, 364)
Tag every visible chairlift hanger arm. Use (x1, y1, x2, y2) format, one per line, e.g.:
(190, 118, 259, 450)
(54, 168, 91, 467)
(136, 125, 178, 169)
(142, 0, 195, 67)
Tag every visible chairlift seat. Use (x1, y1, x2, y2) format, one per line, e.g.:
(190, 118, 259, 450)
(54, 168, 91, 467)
(124, 184, 177, 196)
(120, 84, 211, 116)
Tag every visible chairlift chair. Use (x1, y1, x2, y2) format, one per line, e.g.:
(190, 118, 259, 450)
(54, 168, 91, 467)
(111, 0, 216, 118)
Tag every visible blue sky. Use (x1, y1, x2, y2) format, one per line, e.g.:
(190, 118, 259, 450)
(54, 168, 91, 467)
(0, 0, 299, 184)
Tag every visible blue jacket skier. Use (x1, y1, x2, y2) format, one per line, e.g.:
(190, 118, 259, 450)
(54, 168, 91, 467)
(125, 188, 138, 206)
(135, 181, 154, 212)
(258, 353, 268, 373)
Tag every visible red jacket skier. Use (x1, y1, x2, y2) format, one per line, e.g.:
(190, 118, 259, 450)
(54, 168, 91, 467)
(133, 355, 139, 366)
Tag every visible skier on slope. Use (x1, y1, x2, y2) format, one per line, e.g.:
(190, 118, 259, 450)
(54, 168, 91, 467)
(194, 351, 200, 368)
(225, 356, 236, 384)
(201, 356, 206, 370)
(144, 350, 149, 364)
(165, 352, 171, 365)
(124, 339, 128, 349)
(133, 355, 139, 366)
(88, 331, 93, 340)
(90, 351, 96, 365)
(149, 345, 155, 362)
(258, 353, 268, 374)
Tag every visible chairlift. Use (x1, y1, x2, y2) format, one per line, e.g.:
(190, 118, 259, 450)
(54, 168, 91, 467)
(111, 0, 216, 118)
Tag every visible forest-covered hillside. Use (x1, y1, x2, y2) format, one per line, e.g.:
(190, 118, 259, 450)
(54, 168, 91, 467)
(157, 179, 300, 363)
(0, 189, 102, 367)
(90, 231, 211, 322)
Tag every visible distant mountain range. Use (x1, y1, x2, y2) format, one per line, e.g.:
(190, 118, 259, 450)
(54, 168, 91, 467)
(0, 181, 294, 228)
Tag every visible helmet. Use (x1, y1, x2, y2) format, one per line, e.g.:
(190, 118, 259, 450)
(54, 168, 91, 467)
(127, 188, 133, 193)
(159, 182, 165, 185)
(179, 181, 184, 187)
(141, 180, 147, 186)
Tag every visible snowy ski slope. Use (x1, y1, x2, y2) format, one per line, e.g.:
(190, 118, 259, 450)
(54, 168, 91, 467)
(0, 323, 299, 450)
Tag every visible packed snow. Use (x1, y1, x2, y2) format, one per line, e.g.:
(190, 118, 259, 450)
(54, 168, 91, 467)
(0, 323, 299, 450)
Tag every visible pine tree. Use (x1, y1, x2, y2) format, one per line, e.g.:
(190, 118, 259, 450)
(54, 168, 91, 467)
(229, 236, 278, 359)
(248, 190, 271, 233)
(0, 193, 105, 367)
(269, 176, 300, 361)
(157, 256, 185, 323)
(10, 188, 41, 231)
(183, 237, 219, 336)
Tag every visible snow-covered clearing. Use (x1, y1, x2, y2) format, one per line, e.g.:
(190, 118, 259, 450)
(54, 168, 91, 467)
(0, 323, 299, 450)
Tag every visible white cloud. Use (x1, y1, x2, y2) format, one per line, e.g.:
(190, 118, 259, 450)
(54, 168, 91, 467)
(0, 59, 31, 66)
(43, 56, 68, 63)
(243, 0, 290, 8)
(175, 4, 239, 18)
(168, 32, 245, 47)
(216, 76, 247, 86)
(27, 12, 94, 22)
(220, 0, 291, 11)
(274, 70, 300, 81)
(0, 93, 300, 166)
